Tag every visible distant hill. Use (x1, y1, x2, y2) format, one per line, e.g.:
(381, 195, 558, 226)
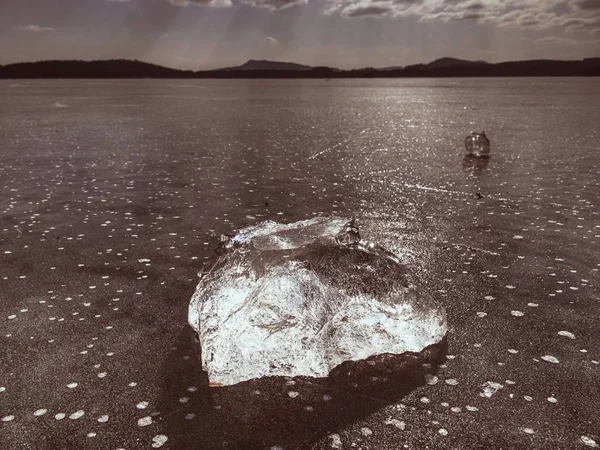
(221, 59, 313, 71)
(0, 57, 599, 78)
(405, 57, 490, 71)
(0, 59, 193, 79)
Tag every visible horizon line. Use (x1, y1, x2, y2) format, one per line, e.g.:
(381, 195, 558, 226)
(2, 56, 600, 73)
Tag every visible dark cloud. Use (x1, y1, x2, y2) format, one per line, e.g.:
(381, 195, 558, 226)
(168, 0, 231, 5)
(345, 5, 393, 17)
(240, 0, 307, 8)
(573, 0, 600, 10)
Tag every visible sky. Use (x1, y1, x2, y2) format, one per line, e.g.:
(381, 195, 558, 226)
(0, 0, 599, 69)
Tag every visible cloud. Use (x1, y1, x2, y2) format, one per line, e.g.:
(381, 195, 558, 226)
(535, 35, 600, 45)
(344, 4, 394, 17)
(327, 0, 600, 36)
(240, 0, 308, 9)
(167, 0, 232, 6)
(327, 0, 421, 18)
(572, 0, 600, 10)
(15, 25, 55, 32)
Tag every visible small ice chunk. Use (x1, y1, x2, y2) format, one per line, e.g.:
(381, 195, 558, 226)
(464, 131, 490, 157)
(480, 381, 503, 398)
(384, 417, 406, 430)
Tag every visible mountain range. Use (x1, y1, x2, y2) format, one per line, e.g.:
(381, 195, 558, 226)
(1, 57, 599, 78)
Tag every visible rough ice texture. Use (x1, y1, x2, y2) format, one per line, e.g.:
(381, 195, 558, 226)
(188, 217, 448, 386)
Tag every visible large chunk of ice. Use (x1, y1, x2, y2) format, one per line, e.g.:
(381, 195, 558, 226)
(189, 217, 447, 386)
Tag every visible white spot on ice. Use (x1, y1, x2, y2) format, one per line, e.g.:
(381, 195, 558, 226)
(425, 375, 438, 385)
(98, 415, 109, 423)
(67, 382, 78, 389)
(558, 331, 575, 339)
(136, 401, 149, 409)
(329, 434, 342, 449)
(581, 436, 598, 447)
(541, 355, 559, 364)
(138, 416, 153, 427)
(151, 435, 168, 448)
(69, 410, 85, 420)
(33, 409, 47, 417)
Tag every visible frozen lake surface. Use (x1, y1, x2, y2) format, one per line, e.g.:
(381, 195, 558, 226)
(1, 78, 599, 449)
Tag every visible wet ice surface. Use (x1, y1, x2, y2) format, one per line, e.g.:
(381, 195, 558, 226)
(0, 78, 599, 449)
(189, 217, 447, 385)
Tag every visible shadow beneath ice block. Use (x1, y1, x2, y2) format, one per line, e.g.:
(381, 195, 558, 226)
(157, 327, 447, 450)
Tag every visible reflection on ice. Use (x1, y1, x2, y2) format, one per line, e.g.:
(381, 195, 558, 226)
(189, 217, 448, 386)
(462, 154, 490, 174)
